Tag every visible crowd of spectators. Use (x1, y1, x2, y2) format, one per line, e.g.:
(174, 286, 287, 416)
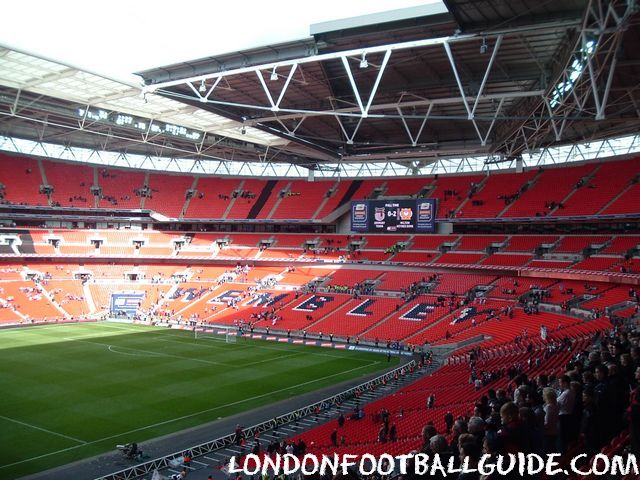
(400, 275, 437, 302)
(233, 190, 256, 200)
(395, 324, 640, 480)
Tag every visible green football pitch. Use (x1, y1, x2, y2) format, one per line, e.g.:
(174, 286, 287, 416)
(0, 322, 387, 479)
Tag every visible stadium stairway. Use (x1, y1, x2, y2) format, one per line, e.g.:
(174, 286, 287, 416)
(247, 180, 277, 219)
(595, 176, 636, 214)
(497, 168, 544, 217)
(452, 174, 488, 217)
(549, 164, 602, 216)
(38, 284, 71, 318)
(333, 180, 363, 212)
(139, 172, 151, 209)
(82, 282, 97, 314)
(223, 180, 245, 219)
(172, 359, 441, 479)
(93, 166, 100, 208)
(36, 158, 51, 206)
(549, 164, 601, 216)
(180, 177, 200, 219)
(266, 182, 293, 219)
(311, 180, 338, 220)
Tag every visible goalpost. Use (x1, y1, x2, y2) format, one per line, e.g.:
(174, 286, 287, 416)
(193, 324, 238, 344)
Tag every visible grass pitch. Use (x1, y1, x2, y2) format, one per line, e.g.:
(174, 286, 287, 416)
(0, 322, 387, 479)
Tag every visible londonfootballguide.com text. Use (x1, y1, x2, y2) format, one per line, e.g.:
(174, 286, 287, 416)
(228, 452, 638, 477)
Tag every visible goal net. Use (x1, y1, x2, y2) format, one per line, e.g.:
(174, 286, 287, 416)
(194, 324, 238, 344)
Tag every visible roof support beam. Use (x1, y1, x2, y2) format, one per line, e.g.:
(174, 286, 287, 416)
(397, 103, 433, 147)
(144, 19, 580, 93)
(443, 41, 474, 120)
(472, 35, 503, 117)
(492, 0, 638, 160)
(246, 90, 546, 124)
(481, 97, 505, 146)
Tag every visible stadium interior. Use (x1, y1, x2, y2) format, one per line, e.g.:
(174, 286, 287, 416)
(0, 1, 640, 480)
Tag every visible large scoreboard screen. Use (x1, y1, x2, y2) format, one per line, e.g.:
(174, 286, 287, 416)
(351, 199, 437, 233)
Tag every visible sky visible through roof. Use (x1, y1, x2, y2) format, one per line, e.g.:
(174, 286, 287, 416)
(1, 0, 440, 84)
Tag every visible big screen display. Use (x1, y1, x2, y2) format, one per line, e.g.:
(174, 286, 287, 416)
(351, 199, 436, 233)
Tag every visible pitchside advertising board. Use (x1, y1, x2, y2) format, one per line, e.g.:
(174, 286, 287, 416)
(110, 292, 145, 316)
(351, 199, 437, 233)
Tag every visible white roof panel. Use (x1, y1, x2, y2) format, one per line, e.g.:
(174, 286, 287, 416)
(0, 45, 288, 147)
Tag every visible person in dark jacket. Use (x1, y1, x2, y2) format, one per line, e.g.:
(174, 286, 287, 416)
(444, 411, 454, 433)
(498, 402, 531, 454)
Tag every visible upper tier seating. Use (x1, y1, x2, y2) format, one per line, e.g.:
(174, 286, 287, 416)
(44, 161, 95, 207)
(256, 181, 289, 219)
(316, 179, 384, 219)
(184, 177, 241, 219)
(602, 182, 640, 214)
(384, 178, 433, 197)
(314, 181, 352, 219)
(0, 154, 46, 206)
(458, 171, 536, 218)
(97, 168, 145, 209)
(144, 174, 193, 218)
(2, 154, 639, 222)
(553, 157, 640, 216)
(224, 179, 265, 219)
(431, 174, 484, 219)
(271, 181, 334, 220)
(502, 163, 594, 217)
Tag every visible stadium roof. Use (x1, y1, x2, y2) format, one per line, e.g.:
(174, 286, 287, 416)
(0, 47, 289, 158)
(0, 0, 639, 173)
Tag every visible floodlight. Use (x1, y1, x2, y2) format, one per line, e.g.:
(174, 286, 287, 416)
(480, 38, 488, 54)
(360, 53, 368, 69)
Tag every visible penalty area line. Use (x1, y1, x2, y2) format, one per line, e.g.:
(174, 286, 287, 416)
(0, 414, 87, 444)
(0, 360, 380, 470)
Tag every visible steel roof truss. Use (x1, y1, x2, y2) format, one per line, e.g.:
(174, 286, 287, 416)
(396, 103, 433, 147)
(471, 35, 503, 118)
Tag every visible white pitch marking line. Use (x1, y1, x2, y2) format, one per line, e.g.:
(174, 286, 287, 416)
(63, 337, 227, 366)
(0, 414, 86, 444)
(107, 345, 164, 357)
(0, 360, 380, 470)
